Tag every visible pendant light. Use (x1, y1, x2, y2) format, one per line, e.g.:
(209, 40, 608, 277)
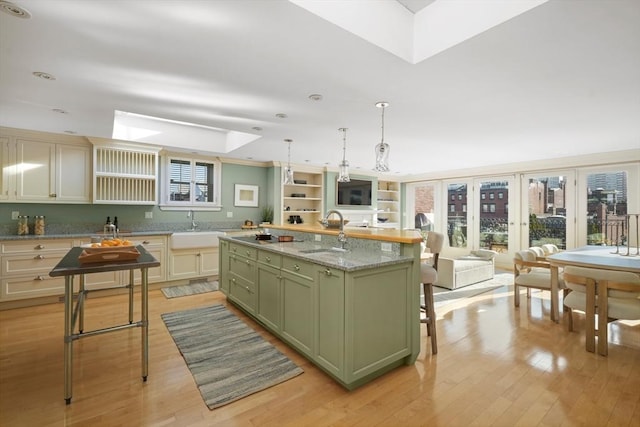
(337, 127, 350, 182)
(374, 101, 390, 172)
(283, 139, 295, 184)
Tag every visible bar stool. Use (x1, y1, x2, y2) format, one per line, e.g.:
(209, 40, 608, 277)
(420, 231, 444, 355)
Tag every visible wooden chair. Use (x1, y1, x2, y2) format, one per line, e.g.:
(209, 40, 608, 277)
(513, 249, 566, 317)
(420, 231, 444, 355)
(563, 266, 640, 356)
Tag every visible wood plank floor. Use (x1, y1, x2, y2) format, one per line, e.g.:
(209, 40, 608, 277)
(1, 283, 639, 427)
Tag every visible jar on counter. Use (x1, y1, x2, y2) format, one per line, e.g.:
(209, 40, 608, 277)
(17, 215, 29, 235)
(34, 215, 45, 235)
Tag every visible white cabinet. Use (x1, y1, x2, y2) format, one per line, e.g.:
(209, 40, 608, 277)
(0, 137, 90, 203)
(0, 239, 75, 300)
(376, 180, 400, 228)
(281, 170, 324, 226)
(92, 142, 160, 205)
(169, 247, 218, 280)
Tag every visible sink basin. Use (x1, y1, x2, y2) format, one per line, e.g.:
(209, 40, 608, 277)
(170, 231, 225, 249)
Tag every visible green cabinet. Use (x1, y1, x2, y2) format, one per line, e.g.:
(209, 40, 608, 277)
(219, 238, 417, 390)
(256, 250, 282, 332)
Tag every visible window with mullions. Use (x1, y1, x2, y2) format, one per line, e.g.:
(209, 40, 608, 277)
(164, 156, 221, 207)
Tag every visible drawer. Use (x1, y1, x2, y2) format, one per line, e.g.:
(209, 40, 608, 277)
(282, 256, 314, 281)
(229, 273, 256, 312)
(229, 242, 257, 259)
(228, 253, 256, 282)
(1, 275, 68, 300)
(1, 251, 68, 276)
(257, 250, 281, 268)
(1, 239, 74, 254)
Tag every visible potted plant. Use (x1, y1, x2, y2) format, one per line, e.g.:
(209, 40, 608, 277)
(260, 205, 273, 225)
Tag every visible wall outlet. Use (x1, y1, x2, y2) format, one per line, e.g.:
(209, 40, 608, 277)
(145, 211, 153, 219)
(315, 234, 321, 242)
(11, 211, 19, 220)
(381, 242, 393, 252)
(227, 211, 233, 218)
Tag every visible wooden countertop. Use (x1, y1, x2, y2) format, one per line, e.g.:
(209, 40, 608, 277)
(265, 224, 423, 244)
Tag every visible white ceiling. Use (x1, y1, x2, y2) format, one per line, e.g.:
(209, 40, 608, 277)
(1, 0, 639, 178)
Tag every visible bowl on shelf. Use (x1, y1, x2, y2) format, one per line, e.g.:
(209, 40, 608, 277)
(318, 219, 350, 229)
(377, 217, 389, 223)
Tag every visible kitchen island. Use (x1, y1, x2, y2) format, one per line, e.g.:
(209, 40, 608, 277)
(218, 226, 423, 390)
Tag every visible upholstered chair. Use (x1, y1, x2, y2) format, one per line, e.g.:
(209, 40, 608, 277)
(563, 266, 640, 356)
(420, 231, 445, 355)
(513, 249, 566, 318)
(541, 244, 561, 256)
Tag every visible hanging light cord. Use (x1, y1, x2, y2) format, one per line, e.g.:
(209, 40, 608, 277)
(342, 128, 347, 161)
(380, 105, 385, 144)
(287, 140, 292, 168)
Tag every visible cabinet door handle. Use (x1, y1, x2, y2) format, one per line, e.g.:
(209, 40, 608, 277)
(142, 240, 150, 244)
(49, 193, 57, 197)
(265, 256, 271, 262)
(34, 255, 45, 260)
(36, 275, 46, 281)
(294, 264, 300, 271)
(325, 268, 332, 276)
(246, 259, 251, 265)
(197, 253, 201, 257)
(231, 278, 236, 283)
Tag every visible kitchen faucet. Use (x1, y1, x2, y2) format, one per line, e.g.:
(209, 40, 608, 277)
(188, 210, 197, 231)
(322, 209, 347, 249)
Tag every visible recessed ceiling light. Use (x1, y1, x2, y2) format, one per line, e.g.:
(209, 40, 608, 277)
(52, 108, 68, 114)
(0, 1, 31, 18)
(308, 94, 323, 101)
(275, 113, 287, 119)
(33, 71, 56, 81)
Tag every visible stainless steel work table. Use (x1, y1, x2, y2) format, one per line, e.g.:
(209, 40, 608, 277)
(49, 245, 160, 404)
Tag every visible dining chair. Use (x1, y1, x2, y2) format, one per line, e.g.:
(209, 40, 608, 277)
(513, 249, 566, 317)
(420, 231, 445, 355)
(563, 266, 640, 356)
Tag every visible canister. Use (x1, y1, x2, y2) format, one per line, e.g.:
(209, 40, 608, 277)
(34, 215, 45, 235)
(17, 215, 29, 235)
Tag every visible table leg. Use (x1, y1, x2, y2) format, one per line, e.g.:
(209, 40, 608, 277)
(128, 270, 134, 324)
(64, 275, 74, 404)
(141, 268, 149, 381)
(79, 274, 85, 333)
(585, 279, 596, 353)
(550, 265, 559, 323)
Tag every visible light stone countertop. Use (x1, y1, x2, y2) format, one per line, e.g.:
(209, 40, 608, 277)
(221, 235, 413, 272)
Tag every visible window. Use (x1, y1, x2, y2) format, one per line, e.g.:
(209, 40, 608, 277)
(481, 193, 486, 200)
(489, 193, 495, 200)
(161, 154, 221, 208)
(462, 204, 467, 212)
(498, 192, 504, 199)
(490, 204, 496, 213)
(458, 194, 463, 200)
(450, 204, 455, 212)
(482, 204, 489, 213)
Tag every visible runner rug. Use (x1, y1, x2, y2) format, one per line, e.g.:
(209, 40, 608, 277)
(161, 304, 303, 409)
(161, 281, 219, 298)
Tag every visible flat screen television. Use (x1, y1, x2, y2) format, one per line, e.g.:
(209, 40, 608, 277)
(336, 179, 373, 206)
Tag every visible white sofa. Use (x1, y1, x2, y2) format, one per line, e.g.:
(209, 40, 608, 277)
(435, 250, 497, 290)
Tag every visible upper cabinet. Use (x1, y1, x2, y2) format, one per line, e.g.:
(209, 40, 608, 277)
(376, 180, 400, 228)
(159, 153, 222, 209)
(281, 170, 324, 226)
(0, 133, 90, 204)
(92, 143, 159, 205)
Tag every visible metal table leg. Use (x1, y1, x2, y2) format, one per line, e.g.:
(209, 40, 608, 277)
(141, 268, 149, 381)
(79, 274, 85, 333)
(128, 270, 134, 324)
(64, 275, 74, 404)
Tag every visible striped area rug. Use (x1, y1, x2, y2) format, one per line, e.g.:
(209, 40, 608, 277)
(161, 281, 219, 298)
(161, 304, 303, 409)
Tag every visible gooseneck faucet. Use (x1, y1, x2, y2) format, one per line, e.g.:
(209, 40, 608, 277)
(188, 210, 197, 231)
(323, 209, 347, 249)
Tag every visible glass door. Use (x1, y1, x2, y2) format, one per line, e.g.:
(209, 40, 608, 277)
(520, 171, 575, 250)
(473, 176, 515, 264)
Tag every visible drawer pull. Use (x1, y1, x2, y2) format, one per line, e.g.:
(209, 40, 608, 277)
(231, 278, 236, 283)
(35, 255, 45, 260)
(49, 193, 57, 198)
(142, 240, 150, 244)
(35, 244, 45, 250)
(36, 275, 46, 281)
(325, 269, 332, 276)
(232, 247, 237, 252)
(265, 256, 271, 262)
(294, 264, 300, 271)
(246, 259, 251, 265)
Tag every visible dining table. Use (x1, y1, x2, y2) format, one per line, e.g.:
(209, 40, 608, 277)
(546, 245, 640, 323)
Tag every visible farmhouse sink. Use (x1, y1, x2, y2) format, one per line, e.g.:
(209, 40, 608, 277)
(170, 231, 225, 249)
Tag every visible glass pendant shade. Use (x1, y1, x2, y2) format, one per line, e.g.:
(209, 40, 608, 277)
(283, 139, 295, 184)
(374, 102, 390, 172)
(337, 127, 350, 182)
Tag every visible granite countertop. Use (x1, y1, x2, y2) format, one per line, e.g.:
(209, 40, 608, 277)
(220, 235, 413, 272)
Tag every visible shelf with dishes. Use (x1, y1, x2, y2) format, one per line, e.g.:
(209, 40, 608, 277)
(280, 170, 324, 226)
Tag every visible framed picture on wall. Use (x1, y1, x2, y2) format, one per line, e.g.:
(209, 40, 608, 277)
(234, 184, 259, 207)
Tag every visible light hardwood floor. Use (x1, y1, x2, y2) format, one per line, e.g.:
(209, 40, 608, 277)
(1, 282, 638, 427)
